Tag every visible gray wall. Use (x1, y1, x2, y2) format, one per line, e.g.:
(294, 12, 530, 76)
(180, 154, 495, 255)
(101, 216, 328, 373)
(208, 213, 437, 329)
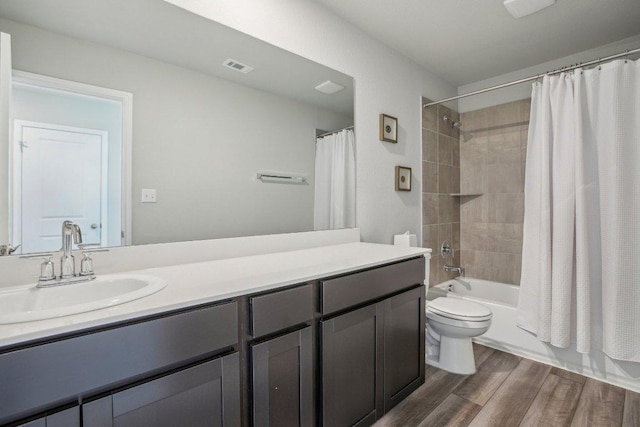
(1, 18, 352, 245)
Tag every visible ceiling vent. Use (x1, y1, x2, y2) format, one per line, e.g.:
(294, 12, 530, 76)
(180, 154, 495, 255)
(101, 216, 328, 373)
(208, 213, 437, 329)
(503, 0, 555, 18)
(315, 80, 345, 95)
(223, 59, 254, 74)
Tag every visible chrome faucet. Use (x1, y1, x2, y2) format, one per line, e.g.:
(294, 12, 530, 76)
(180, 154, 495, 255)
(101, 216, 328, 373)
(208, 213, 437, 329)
(61, 220, 83, 278)
(20, 221, 107, 287)
(444, 264, 465, 276)
(441, 240, 465, 277)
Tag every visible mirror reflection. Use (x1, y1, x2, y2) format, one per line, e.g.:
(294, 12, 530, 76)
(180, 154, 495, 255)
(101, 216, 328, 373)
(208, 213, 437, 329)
(0, 0, 355, 255)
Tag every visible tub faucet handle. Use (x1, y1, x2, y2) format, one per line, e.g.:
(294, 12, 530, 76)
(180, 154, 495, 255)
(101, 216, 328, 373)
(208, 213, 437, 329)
(441, 241, 454, 259)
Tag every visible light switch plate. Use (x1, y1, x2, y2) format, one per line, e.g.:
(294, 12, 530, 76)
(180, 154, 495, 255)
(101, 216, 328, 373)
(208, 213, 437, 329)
(141, 189, 157, 203)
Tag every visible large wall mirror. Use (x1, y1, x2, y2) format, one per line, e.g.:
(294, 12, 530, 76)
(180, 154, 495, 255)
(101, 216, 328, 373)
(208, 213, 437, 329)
(0, 0, 355, 255)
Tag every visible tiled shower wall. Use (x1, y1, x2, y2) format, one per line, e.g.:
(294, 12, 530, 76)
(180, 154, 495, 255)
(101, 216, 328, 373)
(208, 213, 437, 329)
(421, 98, 461, 286)
(458, 99, 531, 284)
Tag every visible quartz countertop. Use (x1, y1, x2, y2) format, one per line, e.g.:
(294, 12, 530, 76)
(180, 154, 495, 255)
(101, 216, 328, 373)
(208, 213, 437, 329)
(0, 242, 430, 349)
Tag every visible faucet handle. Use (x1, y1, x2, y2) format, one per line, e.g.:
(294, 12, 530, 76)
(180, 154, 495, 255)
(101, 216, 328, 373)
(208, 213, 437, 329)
(39, 256, 56, 282)
(79, 252, 94, 277)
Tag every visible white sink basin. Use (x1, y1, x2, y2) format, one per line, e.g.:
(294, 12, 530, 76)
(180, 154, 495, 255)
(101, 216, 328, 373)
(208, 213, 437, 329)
(0, 274, 167, 324)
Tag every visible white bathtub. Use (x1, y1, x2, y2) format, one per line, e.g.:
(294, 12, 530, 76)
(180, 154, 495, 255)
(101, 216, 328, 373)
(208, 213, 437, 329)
(428, 277, 640, 393)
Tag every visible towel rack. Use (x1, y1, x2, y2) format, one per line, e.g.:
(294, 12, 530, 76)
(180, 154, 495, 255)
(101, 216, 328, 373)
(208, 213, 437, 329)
(256, 171, 307, 184)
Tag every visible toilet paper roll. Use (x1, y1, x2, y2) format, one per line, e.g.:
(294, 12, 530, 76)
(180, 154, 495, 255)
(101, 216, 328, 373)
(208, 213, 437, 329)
(394, 233, 417, 247)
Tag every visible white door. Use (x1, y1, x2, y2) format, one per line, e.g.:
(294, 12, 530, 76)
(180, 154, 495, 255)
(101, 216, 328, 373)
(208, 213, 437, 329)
(0, 33, 11, 246)
(13, 121, 108, 253)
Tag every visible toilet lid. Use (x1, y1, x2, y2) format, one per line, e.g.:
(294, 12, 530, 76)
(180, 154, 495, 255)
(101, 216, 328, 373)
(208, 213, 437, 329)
(427, 297, 492, 321)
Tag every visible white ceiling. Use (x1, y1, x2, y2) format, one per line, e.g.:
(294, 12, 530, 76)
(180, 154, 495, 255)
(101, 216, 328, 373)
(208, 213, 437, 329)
(312, 0, 640, 86)
(0, 0, 354, 117)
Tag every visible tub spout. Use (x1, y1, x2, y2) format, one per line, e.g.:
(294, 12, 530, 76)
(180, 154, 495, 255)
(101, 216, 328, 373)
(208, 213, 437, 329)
(444, 264, 465, 277)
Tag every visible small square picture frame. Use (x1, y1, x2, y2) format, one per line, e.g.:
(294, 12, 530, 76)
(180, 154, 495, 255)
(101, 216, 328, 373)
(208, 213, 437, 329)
(380, 113, 398, 143)
(395, 166, 411, 191)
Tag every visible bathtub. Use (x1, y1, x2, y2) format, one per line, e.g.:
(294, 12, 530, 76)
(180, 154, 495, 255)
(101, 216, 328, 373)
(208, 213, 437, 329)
(428, 277, 640, 393)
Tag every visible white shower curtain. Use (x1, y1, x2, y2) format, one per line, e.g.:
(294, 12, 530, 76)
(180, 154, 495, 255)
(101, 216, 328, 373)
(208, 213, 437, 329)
(313, 129, 355, 230)
(518, 59, 640, 362)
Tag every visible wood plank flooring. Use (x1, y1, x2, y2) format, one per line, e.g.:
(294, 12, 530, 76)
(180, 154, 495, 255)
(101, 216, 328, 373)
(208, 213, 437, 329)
(375, 344, 640, 427)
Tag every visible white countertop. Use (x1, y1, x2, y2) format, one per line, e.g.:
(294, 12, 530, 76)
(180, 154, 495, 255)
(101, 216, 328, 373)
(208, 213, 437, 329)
(0, 242, 430, 349)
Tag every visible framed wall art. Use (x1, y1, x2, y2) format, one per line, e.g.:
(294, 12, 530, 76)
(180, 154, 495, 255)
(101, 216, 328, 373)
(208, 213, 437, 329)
(379, 113, 398, 143)
(395, 166, 411, 191)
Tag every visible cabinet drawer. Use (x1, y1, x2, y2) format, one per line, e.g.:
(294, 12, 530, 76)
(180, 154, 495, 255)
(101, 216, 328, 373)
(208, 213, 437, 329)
(320, 257, 425, 315)
(83, 353, 240, 427)
(250, 284, 313, 338)
(0, 301, 238, 425)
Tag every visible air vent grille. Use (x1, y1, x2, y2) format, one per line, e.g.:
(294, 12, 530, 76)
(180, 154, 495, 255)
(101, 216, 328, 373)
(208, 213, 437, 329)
(223, 59, 254, 74)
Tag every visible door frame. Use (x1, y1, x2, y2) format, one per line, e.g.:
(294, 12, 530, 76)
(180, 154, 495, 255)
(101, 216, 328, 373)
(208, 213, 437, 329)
(10, 70, 133, 246)
(12, 120, 109, 249)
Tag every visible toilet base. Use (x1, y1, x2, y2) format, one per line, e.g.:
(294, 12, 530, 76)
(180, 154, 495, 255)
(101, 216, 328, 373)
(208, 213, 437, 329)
(425, 336, 477, 375)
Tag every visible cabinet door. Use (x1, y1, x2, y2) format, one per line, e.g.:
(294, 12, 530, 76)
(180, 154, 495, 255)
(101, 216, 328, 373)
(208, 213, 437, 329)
(83, 353, 240, 427)
(321, 303, 384, 427)
(17, 406, 79, 427)
(252, 327, 313, 427)
(383, 286, 425, 411)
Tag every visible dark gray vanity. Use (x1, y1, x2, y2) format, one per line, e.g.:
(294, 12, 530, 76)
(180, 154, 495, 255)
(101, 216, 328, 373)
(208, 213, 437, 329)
(0, 256, 425, 427)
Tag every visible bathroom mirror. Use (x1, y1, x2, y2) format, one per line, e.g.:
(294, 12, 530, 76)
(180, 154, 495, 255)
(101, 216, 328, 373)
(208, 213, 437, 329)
(0, 0, 355, 254)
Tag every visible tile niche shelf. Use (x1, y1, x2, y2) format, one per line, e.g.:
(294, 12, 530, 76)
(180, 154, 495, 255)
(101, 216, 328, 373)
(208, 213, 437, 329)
(449, 193, 483, 197)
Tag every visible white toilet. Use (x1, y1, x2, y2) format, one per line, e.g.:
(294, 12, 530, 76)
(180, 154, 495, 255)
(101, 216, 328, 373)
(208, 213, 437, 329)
(425, 297, 492, 375)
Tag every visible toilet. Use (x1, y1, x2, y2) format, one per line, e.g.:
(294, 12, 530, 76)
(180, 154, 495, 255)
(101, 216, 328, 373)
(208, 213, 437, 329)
(425, 297, 492, 375)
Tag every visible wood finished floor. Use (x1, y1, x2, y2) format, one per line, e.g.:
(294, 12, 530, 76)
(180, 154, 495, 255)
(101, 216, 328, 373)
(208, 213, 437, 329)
(375, 344, 640, 427)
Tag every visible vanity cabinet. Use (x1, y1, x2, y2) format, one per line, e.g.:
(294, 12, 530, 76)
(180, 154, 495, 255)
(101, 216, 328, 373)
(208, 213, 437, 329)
(249, 284, 315, 427)
(251, 327, 314, 427)
(16, 407, 79, 427)
(83, 353, 240, 427)
(2, 254, 427, 427)
(0, 301, 239, 426)
(321, 303, 384, 426)
(320, 257, 425, 426)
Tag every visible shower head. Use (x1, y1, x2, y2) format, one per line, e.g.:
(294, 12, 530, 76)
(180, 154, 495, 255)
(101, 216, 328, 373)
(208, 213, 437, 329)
(443, 115, 462, 129)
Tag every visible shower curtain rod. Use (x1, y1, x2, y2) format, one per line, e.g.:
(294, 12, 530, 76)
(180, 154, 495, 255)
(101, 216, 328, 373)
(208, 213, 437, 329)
(423, 46, 640, 108)
(317, 125, 354, 138)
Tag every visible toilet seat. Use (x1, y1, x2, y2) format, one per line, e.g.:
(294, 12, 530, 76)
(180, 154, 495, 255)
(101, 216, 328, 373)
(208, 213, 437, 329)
(427, 297, 492, 322)
(426, 310, 491, 329)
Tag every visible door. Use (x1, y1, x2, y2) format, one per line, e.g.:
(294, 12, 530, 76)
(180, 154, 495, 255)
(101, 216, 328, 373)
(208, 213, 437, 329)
(383, 286, 425, 412)
(82, 353, 241, 427)
(13, 121, 107, 253)
(252, 327, 314, 427)
(321, 303, 384, 427)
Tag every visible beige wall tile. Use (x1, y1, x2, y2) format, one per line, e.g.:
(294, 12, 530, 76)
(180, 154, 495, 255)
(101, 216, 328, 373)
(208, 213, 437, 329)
(438, 105, 454, 137)
(461, 222, 488, 252)
(423, 193, 439, 225)
(438, 134, 453, 166)
(452, 223, 460, 251)
(422, 161, 439, 193)
(438, 194, 454, 223)
(461, 195, 488, 223)
(486, 223, 523, 254)
(460, 138, 487, 194)
(461, 109, 488, 139)
(487, 100, 520, 135)
(486, 193, 524, 223)
(452, 137, 460, 167)
(423, 224, 439, 252)
(487, 161, 521, 193)
(423, 105, 437, 131)
(422, 130, 438, 162)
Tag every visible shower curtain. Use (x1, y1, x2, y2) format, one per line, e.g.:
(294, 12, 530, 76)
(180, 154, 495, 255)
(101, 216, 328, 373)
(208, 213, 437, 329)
(313, 128, 355, 230)
(517, 59, 640, 362)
